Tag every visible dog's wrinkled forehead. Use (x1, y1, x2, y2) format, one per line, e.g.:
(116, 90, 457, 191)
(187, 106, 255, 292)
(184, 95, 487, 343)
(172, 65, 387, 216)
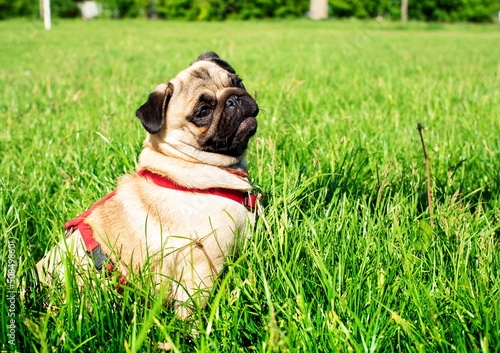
(174, 52, 239, 91)
(189, 62, 235, 88)
(191, 51, 235, 74)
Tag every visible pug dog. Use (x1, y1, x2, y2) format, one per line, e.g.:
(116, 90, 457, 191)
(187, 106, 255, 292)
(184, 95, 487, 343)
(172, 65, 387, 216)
(36, 52, 259, 316)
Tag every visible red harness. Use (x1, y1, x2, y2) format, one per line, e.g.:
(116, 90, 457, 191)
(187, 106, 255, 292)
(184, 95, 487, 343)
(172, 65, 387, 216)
(137, 169, 257, 212)
(64, 169, 258, 289)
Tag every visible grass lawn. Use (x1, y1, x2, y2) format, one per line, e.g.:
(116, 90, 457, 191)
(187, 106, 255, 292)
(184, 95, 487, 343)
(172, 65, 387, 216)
(1, 18, 500, 352)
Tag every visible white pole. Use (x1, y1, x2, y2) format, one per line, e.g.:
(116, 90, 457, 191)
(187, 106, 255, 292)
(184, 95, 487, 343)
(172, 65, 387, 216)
(43, 0, 51, 30)
(401, 0, 408, 22)
(310, 0, 328, 20)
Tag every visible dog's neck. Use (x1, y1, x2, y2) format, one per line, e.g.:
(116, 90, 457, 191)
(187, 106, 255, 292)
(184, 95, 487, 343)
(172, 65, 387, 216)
(146, 131, 246, 166)
(136, 146, 253, 191)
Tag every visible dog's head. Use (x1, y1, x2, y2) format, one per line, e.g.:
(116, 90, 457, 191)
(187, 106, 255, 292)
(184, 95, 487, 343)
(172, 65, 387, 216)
(136, 52, 259, 159)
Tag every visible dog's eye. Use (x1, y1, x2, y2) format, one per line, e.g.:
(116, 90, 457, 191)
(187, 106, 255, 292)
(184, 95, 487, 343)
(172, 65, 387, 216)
(232, 76, 245, 90)
(236, 80, 245, 89)
(197, 106, 212, 118)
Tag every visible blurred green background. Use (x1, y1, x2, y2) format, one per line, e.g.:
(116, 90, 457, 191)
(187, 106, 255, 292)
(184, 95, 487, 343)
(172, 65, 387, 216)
(1, 0, 500, 21)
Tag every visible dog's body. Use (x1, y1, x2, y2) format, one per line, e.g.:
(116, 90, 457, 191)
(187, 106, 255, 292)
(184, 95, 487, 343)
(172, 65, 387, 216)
(36, 52, 259, 315)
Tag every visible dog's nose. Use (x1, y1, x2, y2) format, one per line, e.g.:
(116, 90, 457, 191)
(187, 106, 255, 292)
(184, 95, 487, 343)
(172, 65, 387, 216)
(226, 95, 239, 107)
(226, 94, 259, 118)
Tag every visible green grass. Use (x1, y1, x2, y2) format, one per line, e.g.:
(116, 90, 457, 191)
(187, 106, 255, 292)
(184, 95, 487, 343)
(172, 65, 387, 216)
(1, 18, 500, 352)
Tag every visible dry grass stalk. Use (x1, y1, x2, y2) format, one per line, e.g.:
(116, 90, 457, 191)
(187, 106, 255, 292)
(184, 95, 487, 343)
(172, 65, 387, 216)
(417, 122, 434, 228)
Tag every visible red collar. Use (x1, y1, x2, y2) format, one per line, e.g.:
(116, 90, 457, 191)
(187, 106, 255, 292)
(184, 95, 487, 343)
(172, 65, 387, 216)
(137, 169, 258, 211)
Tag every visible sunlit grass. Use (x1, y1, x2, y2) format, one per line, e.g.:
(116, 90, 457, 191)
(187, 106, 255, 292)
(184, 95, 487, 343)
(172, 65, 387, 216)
(1, 18, 499, 352)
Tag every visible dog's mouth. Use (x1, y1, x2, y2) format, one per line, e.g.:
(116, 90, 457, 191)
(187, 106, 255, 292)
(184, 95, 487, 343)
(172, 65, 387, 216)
(235, 116, 258, 138)
(229, 116, 258, 155)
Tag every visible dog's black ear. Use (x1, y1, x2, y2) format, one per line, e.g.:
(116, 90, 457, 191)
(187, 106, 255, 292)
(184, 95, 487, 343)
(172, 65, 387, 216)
(191, 51, 236, 74)
(136, 82, 173, 134)
(195, 51, 220, 61)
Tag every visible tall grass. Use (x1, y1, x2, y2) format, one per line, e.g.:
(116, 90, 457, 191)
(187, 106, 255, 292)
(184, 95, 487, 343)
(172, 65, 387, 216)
(1, 18, 499, 352)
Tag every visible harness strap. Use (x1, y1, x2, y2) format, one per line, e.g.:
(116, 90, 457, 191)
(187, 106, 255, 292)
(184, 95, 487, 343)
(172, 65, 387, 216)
(88, 244, 110, 271)
(65, 190, 117, 253)
(137, 170, 258, 212)
(89, 245, 126, 293)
